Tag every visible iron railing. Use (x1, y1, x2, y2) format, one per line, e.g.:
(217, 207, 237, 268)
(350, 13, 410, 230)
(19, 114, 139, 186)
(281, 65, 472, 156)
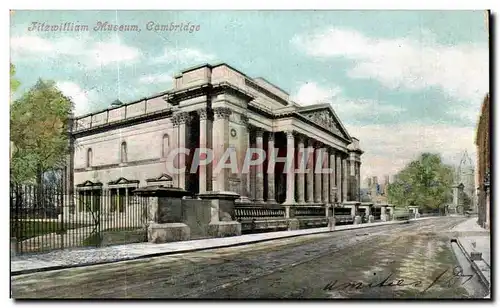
(10, 183, 148, 255)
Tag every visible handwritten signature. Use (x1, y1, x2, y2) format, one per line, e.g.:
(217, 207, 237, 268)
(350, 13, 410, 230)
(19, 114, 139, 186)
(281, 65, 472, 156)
(323, 266, 474, 293)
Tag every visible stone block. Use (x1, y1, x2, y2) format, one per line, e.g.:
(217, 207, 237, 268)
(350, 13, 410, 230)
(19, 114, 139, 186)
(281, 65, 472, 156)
(287, 218, 300, 231)
(148, 222, 190, 243)
(101, 228, 147, 247)
(207, 221, 241, 238)
(415, 213, 421, 219)
(381, 214, 388, 222)
(354, 216, 362, 225)
(328, 217, 336, 231)
(368, 215, 375, 223)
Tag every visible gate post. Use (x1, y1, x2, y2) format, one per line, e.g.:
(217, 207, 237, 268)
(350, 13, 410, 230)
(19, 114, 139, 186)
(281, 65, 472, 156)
(134, 186, 192, 243)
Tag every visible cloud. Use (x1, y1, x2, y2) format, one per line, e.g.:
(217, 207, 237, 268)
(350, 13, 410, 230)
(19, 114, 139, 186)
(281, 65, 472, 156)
(292, 28, 489, 106)
(152, 47, 216, 65)
(138, 72, 173, 84)
(11, 34, 141, 69)
(345, 123, 477, 181)
(291, 82, 404, 119)
(56, 81, 99, 116)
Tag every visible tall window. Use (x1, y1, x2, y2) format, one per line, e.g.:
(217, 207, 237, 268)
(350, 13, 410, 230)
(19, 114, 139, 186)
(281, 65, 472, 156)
(86, 148, 92, 168)
(120, 141, 127, 163)
(162, 134, 169, 158)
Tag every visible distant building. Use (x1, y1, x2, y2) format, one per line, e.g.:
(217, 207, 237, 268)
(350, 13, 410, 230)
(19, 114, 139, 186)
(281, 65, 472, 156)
(476, 93, 490, 229)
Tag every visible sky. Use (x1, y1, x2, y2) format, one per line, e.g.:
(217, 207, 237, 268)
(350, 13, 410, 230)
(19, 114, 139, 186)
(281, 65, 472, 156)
(9, 10, 489, 182)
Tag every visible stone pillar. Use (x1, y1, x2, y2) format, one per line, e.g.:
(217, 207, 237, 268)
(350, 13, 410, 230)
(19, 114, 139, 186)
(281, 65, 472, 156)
(197, 108, 213, 193)
(198, 191, 242, 238)
(267, 132, 276, 204)
(133, 186, 192, 243)
(254, 128, 265, 203)
(322, 147, 329, 204)
(349, 154, 356, 201)
(284, 131, 295, 204)
(336, 154, 341, 203)
(356, 162, 361, 202)
(306, 140, 314, 204)
(296, 135, 306, 204)
(249, 130, 256, 200)
(342, 157, 348, 202)
(329, 150, 336, 204)
(173, 112, 189, 190)
(237, 115, 250, 202)
(381, 206, 387, 221)
(314, 144, 322, 203)
(212, 107, 231, 191)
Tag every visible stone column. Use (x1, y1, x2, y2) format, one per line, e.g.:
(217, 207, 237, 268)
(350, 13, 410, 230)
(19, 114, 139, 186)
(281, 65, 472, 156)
(322, 147, 329, 204)
(349, 154, 356, 201)
(314, 144, 322, 203)
(296, 135, 306, 204)
(237, 115, 250, 202)
(255, 128, 265, 203)
(267, 132, 276, 204)
(249, 130, 256, 200)
(356, 162, 361, 201)
(198, 109, 213, 193)
(336, 154, 341, 203)
(173, 112, 189, 190)
(329, 150, 336, 204)
(284, 130, 295, 204)
(342, 157, 348, 202)
(306, 140, 314, 204)
(212, 107, 231, 191)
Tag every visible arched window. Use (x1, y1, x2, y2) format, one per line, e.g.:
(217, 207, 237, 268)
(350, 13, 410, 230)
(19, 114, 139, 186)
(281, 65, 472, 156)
(86, 148, 92, 168)
(162, 134, 169, 158)
(120, 141, 127, 163)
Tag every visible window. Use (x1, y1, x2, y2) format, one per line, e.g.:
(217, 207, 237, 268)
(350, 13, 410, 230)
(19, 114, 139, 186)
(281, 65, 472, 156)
(120, 141, 127, 163)
(162, 134, 169, 158)
(86, 148, 93, 168)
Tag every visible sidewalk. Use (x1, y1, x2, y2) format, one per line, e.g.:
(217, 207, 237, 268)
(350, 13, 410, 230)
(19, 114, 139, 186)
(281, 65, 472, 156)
(451, 217, 491, 295)
(11, 219, 414, 275)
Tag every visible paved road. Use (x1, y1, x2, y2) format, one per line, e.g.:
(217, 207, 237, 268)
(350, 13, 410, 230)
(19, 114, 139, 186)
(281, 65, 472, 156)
(11, 217, 488, 299)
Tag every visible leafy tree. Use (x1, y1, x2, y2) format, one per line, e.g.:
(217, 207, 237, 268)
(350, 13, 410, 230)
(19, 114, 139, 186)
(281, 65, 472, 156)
(10, 79, 73, 185)
(10, 63, 20, 95)
(387, 153, 454, 212)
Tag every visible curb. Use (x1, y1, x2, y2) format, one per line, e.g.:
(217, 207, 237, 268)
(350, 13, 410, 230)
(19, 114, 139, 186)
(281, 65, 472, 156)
(454, 238, 491, 293)
(11, 220, 410, 276)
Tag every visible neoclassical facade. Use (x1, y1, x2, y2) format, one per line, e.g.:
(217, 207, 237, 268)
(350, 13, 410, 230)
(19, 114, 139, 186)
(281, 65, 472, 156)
(67, 63, 363, 206)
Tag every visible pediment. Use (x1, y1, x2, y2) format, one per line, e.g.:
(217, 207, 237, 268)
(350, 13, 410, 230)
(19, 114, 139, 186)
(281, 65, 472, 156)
(108, 177, 140, 185)
(298, 105, 351, 140)
(77, 180, 103, 187)
(146, 173, 173, 182)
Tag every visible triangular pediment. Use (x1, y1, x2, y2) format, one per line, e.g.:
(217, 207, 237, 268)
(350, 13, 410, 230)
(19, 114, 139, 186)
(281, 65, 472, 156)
(146, 173, 173, 182)
(77, 180, 103, 187)
(108, 177, 140, 185)
(298, 104, 351, 140)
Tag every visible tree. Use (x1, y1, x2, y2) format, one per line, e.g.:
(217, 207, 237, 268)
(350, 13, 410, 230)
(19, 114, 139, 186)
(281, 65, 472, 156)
(387, 153, 454, 212)
(10, 79, 73, 184)
(10, 63, 20, 95)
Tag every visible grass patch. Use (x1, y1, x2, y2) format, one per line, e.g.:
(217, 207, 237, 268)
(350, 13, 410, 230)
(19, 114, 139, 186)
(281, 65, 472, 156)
(10, 220, 89, 241)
